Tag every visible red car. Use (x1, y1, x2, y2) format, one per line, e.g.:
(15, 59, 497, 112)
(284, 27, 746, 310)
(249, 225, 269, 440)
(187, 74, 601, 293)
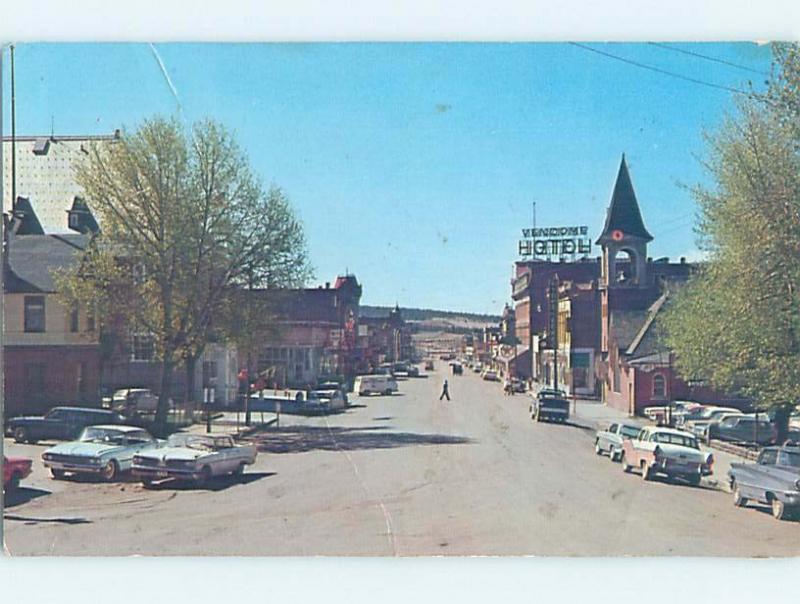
(3, 455, 33, 492)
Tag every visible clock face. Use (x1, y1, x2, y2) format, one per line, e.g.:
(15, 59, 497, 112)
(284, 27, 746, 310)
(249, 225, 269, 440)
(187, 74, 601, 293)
(611, 229, 624, 241)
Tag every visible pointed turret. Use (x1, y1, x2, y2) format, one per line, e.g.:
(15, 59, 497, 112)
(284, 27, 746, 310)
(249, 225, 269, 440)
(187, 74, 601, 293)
(596, 155, 653, 245)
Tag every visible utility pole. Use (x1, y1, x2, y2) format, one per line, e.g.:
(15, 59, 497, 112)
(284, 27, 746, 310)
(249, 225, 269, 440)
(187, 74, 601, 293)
(10, 44, 16, 211)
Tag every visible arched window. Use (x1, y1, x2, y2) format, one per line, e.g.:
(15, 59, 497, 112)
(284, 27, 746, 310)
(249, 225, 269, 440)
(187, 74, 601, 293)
(652, 374, 666, 398)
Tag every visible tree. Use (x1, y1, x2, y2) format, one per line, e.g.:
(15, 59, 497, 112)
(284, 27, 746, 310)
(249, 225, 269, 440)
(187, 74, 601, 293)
(662, 44, 800, 441)
(58, 117, 311, 435)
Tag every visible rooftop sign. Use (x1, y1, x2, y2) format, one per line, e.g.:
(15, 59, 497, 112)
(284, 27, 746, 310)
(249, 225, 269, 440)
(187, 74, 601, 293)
(519, 225, 592, 258)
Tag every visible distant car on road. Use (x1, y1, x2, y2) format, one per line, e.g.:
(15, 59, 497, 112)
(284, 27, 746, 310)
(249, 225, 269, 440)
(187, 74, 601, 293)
(424, 360, 434, 371)
(42, 425, 161, 481)
(481, 370, 499, 381)
(643, 401, 703, 425)
(728, 445, 800, 520)
(3, 455, 33, 492)
(621, 427, 713, 485)
(354, 374, 399, 396)
(5, 406, 124, 444)
(595, 422, 642, 461)
(132, 433, 257, 487)
(530, 389, 570, 423)
(510, 378, 526, 393)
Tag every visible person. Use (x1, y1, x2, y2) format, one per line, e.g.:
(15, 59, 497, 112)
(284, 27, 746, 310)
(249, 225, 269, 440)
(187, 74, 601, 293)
(439, 379, 450, 401)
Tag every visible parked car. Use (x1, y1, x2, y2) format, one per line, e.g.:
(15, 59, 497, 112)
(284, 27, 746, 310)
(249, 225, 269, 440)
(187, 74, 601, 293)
(317, 382, 349, 406)
(5, 406, 124, 444)
(406, 365, 420, 378)
(510, 378, 526, 393)
(424, 360, 434, 371)
(643, 401, 703, 425)
(306, 389, 347, 413)
(132, 433, 257, 486)
(530, 389, 570, 423)
(620, 427, 713, 485)
(683, 407, 743, 436)
(704, 414, 777, 445)
(452, 363, 464, 375)
(354, 374, 399, 396)
(789, 407, 800, 432)
(481, 370, 499, 381)
(595, 422, 642, 461)
(3, 455, 33, 492)
(41, 425, 161, 481)
(728, 445, 800, 520)
(103, 388, 162, 416)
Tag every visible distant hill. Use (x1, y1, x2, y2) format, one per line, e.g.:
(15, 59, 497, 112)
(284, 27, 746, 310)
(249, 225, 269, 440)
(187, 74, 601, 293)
(360, 305, 500, 325)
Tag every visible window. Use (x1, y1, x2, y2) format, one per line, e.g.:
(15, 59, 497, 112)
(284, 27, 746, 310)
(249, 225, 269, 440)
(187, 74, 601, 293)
(613, 362, 621, 393)
(131, 334, 155, 362)
(87, 306, 96, 332)
(652, 374, 666, 398)
(70, 304, 80, 333)
(759, 450, 778, 465)
(24, 296, 46, 332)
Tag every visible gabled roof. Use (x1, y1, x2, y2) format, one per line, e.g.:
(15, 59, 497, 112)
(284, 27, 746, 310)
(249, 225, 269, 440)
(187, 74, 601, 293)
(596, 155, 653, 244)
(4, 232, 90, 293)
(625, 292, 668, 357)
(9, 197, 45, 235)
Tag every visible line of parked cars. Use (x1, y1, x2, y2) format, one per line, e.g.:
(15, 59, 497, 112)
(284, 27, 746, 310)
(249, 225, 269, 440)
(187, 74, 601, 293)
(592, 410, 800, 521)
(4, 403, 260, 491)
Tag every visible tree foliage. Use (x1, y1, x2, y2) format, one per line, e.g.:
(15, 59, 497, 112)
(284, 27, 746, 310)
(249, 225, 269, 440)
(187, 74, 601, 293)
(662, 44, 800, 432)
(58, 117, 311, 434)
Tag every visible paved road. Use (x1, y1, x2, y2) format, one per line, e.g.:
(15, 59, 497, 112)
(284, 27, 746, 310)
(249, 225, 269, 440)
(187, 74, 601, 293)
(4, 367, 799, 556)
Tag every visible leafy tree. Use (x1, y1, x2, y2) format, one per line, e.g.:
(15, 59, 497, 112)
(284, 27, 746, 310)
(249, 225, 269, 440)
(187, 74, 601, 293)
(662, 44, 800, 441)
(58, 117, 311, 435)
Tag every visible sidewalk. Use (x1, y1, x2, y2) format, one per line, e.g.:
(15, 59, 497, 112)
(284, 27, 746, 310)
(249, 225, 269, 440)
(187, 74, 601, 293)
(567, 397, 742, 491)
(184, 411, 279, 440)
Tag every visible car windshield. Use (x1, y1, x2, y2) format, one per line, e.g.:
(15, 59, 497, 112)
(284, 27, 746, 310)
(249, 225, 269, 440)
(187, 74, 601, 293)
(652, 433, 699, 449)
(778, 450, 800, 468)
(79, 427, 127, 445)
(620, 426, 641, 438)
(167, 434, 230, 451)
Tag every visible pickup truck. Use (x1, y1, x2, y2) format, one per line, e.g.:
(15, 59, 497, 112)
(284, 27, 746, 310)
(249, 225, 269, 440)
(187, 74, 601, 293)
(530, 389, 570, 423)
(728, 445, 800, 520)
(620, 427, 713, 485)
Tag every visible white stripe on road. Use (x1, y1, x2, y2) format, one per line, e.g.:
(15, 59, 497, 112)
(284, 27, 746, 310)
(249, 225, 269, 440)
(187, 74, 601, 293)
(323, 416, 399, 556)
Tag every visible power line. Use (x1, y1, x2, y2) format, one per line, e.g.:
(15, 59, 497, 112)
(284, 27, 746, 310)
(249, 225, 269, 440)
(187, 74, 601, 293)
(568, 42, 751, 96)
(648, 42, 768, 77)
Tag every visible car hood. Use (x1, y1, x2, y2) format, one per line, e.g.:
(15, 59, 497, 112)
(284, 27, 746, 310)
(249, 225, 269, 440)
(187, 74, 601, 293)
(656, 444, 706, 462)
(135, 447, 206, 461)
(45, 441, 141, 457)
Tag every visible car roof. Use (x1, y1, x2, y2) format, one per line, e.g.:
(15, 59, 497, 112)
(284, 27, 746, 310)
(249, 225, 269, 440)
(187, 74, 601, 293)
(52, 406, 115, 413)
(85, 424, 147, 432)
(646, 427, 697, 437)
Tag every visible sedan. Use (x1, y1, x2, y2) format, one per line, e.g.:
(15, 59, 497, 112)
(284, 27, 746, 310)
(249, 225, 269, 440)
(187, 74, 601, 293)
(42, 425, 161, 481)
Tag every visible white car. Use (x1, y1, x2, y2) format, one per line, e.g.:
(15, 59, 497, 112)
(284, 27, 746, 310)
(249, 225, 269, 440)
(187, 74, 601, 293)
(354, 375, 398, 396)
(132, 434, 257, 486)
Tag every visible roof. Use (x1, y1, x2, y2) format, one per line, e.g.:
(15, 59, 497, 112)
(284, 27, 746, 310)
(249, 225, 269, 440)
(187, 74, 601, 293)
(596, 155, 653, 244)
(249, 288, 341, 323)
(9, 197, 45, 235)
(625, 293, 669, 356)
(89, 425, 147, 432)
(4, 232, 90, 293)
(627, 351, 671, 366)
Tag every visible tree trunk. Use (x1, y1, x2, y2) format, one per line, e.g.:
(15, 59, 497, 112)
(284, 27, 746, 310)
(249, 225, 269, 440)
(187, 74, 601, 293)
(154, 356, 175, 437)
(773, 403, 792, 445)
(185, 354, 198, 408)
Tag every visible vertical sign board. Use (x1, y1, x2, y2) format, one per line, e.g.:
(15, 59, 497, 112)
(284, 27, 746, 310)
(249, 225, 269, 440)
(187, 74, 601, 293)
(548, 276, 559, 390)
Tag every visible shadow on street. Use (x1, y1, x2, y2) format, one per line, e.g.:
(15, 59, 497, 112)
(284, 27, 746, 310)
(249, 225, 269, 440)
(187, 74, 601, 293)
(248, 425, 474, 454)
(3, 486, 52, 508)
(143, 471, 276, 492)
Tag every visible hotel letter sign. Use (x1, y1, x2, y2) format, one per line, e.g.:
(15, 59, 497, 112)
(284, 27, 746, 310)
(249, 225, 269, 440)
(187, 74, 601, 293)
(518, 226, 592, 258)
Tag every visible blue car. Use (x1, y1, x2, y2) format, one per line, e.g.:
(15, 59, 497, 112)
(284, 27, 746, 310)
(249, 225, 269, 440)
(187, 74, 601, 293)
(42, 425, 161, 481)
(728, 445, 800, 520)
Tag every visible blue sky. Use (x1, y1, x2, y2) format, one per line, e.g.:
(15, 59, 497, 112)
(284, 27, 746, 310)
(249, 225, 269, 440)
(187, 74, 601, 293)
(1, 43, 773, 314)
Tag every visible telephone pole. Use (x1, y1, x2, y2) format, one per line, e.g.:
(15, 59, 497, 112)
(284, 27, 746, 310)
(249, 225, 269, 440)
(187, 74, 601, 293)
(10, 44, 16, 211)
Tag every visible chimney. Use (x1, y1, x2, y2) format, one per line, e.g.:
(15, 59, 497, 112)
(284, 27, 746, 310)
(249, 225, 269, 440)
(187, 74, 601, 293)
(680, 257, 686, 264)
(325, 282, 330, 289)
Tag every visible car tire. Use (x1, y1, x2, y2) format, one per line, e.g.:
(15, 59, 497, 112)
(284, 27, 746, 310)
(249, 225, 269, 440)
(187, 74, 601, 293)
(732, 483, 748, 507)
(641, 462, 652, 481)
(101, 460, 119, 482)
(686, 473, 702, 487)
(142, 479, 155, 489)
(13, 427, 30, 444)
(595, 441, 603, 456)
(362, 390, 370, 396)
(51, 468, 67, 480)
(609, 447, 618, 462)
(771, 497, 788, 520)
(384, 389, 392, 396)
(234, 462, 246, 477)
(621, 452, 631, 473)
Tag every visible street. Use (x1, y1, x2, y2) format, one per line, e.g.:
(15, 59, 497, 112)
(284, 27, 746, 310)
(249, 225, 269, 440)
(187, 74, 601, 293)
(3, 366, 799, 557)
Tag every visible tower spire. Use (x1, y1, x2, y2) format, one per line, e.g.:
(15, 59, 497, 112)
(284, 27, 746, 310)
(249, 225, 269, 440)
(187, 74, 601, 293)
(596, 154, 653, 245)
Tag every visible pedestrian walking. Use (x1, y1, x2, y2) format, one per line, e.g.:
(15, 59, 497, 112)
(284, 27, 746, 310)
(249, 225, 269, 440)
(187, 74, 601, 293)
(439, 379, 451, 401)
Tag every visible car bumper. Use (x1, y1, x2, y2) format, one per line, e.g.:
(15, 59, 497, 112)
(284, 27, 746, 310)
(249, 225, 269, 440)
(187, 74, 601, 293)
(779, 491, 800, 505)
(132, 466, 200, 481)
(43, 460, 106, 474)
(650, 459, 709, 477)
